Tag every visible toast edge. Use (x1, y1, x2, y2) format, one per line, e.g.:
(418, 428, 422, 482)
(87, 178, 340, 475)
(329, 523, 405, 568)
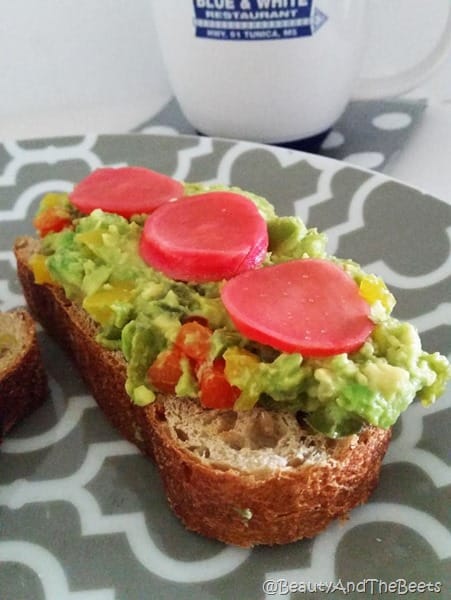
(0, 308, 48, 438)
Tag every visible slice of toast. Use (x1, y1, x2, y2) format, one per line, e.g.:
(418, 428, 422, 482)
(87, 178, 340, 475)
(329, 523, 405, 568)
(14, 236, 391, 546)
(0, 307, 48, 439)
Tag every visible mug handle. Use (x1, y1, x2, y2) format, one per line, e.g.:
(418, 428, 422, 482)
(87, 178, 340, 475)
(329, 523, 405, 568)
(352, 7, 451, 99)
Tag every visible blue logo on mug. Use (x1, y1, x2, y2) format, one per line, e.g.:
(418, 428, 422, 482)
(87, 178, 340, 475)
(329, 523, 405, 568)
(192, 0, 328, 41)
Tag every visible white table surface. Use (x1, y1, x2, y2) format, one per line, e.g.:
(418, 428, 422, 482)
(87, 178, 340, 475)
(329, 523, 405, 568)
(382, 100, 451, 202)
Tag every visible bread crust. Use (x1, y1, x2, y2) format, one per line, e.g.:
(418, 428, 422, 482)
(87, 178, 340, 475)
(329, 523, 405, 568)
(0, 308, 48, 438)
(144, 402, 390, 546)
(14, 236, 392, 546)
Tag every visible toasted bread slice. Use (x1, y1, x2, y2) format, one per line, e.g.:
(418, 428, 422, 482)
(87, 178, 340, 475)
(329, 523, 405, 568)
(0, 307, 48, 439)
(14, 236, 391, 546)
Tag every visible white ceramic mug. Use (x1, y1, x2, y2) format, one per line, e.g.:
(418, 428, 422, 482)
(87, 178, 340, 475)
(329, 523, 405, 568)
(152, 0, 451, 144)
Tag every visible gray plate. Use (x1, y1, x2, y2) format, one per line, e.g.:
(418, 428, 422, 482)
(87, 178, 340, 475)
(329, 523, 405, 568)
(0, 134, 450, 600)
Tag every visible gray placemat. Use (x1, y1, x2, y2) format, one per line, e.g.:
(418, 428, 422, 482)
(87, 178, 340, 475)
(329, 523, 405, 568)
(134, 97, 427, 172)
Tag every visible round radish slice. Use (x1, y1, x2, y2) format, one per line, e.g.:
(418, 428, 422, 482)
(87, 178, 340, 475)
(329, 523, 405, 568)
(139, 191, 268, 282)
(221, 259, 374, 356)
(69, 167, 184, 218)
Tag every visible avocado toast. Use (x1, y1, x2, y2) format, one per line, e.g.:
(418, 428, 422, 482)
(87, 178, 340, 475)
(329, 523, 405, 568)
(14, 166, 450, 546)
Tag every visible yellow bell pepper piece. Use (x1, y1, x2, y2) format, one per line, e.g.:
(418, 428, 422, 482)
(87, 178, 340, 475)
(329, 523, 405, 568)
(29, 254, 54, 284)
(82, 285, 133, 326)
(359, 274, 395, 313)
(224, 347, 260, 381)
(40, 192, 70, 211)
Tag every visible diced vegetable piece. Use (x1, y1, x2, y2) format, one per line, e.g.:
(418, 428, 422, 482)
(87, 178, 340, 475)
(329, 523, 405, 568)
(199, 358, 241, 409)
(39, 192, 71, 210)
(33, 206, 72, 237)
(133, 385, 155, 407)
(221, 259, 374, 357)
(139, 191, 268, 282)
(147, 347, 183, 394)
(224, 347, 262, 410)
(75, 230, 105, 249)
(69, 167, 184, 218)
(175, 321, 212, 362)
(359, 274, 395, 313)
(82, 285, 134, 326)
(29, 254, 54, 284)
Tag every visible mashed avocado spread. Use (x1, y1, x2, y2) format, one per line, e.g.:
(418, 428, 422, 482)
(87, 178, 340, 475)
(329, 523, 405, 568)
(33, 183, 450, 438)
